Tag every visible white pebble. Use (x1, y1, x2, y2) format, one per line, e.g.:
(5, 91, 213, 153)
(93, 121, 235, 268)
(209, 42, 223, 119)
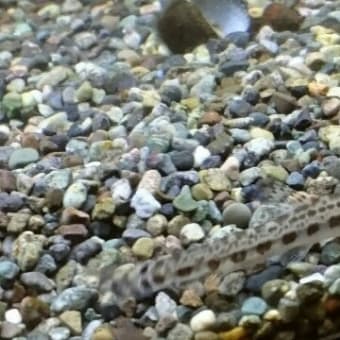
(299, 272, 325, 285)
(180, 223, 205, 245)
(5, 308, 22, 324)
(193, 146, 211, 167)
(190, 309, 216, 332)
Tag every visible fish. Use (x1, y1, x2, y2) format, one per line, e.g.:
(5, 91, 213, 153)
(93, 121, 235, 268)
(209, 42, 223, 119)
(98, 182, 340, 308)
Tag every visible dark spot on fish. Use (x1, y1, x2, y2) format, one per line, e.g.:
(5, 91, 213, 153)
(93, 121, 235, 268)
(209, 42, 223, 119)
(307, 223, 319, 235)
(282, 232, 297, 244)
(307, 209, 316, 217)
(153, 274, 165, 284)
(140, 263, 149, 274)
(328, 204, 335, 210)
(319, 206, 326, 213)
(230, 251, 246, 263)
(207, 259, 220, 270)
(329, 215, 340, 228)
(176, 266, 193, 277)
(256, 241, 272, 254)
(141, 278, 152, 289)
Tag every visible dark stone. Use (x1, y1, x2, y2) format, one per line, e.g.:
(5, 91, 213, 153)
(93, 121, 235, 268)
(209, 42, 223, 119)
(246, 265, 284, 293)
(286, 171, 305, 190)
(219, 60, 249, 76)
(170, 150, 194, 171)
(228, 98, 252, 117)
(157, 0, 217, 54)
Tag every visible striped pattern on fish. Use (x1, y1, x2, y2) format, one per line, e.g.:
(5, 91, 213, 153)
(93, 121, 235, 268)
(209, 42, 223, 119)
(99, 191, 340, 305)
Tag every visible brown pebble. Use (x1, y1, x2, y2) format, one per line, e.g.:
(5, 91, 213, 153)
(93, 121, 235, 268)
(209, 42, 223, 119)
(56, 224, 88, 243)
(0, 169, 16, 192)
(262, 3, 303, 32)
(180, 289, 203, 307)
(60, 207, 90, 225)
(324, 296, 340, 315)
(270, 92, 297, 114)
(45, 188, 64, 210)
(219, 326, 249, 340)
(199, 111, 222, 125)
(308, 81, 329, 97)
(21, 132, 40, 149)
(20, 296, 50, 329)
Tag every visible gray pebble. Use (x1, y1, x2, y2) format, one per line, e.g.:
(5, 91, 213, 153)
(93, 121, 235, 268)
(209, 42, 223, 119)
(51, 286, 97, 313)
(20, 272, 55, 292)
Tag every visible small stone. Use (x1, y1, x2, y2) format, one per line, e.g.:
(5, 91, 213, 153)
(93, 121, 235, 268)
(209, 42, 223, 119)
(59, 310, 82, 335)
(286, 171, 305, 189)
(0, 321, 24, 339)
(173, 185, 198, 212)
(8, 148, 39, 169)
(132, 237, 155, 259)
(200, 168, 231, 191)
(245, 138, 274, 158)
(130, 188, 161, 218)
(63, 182, 88, 208)
(92, 198, 115, 220)
(4, 308, 22, 324)
(296, 281, 324, 304)
(155, 291, 177, 318)
(192, 183, 213, 201)
(190, 309, 216, 332)
(0, 170, 16, 192)
(218, 271, 246, 297)
(222, 203, 251, 229)
(146, 214, 167, 236)
(76, 81, 93, 102)
(322, 97, 340, 118)
(49, 326, 71, 340)
(219, 327, 248, 340)
(261, 279, 291, 305)
(0, 260, 20, 285)
(241, 297, 268, 316)
(193, 146, 211, 167)
(12, 231, 46, 271)
(20, 296, 50, 328)
(51, 286, 97, 313)
(180, 289, 203, 307)
(167, 323, 193, 340)
(2, 92, 22, 119)
(137, 169, 162, 194)
(20, 272, 55, 292)
(180, 223, 205, 245)
(91, 324, 114, 340)
(321, 241, 340, 265)
(7, 212, 30, 233)
(111, 178, 132, 205)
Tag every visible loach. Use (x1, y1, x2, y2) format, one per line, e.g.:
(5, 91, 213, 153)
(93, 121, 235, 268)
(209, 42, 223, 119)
(99, 184, 340, 308)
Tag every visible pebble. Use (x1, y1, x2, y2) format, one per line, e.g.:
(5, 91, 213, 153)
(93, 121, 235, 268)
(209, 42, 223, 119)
(173, 185, 198, 212)
(222, 203, 252, 229)
(63, 182, 88, 209)
(0, 260, 20, 284)
(241, 297, 268, 316)
(5, 308, 22, 324)
(130, 188, 161, 218)
(8, 148, 39, 169)
(180, 223, 205, 245)
(50, 286, 97, 313)
(131, 237, 155, 259)
(190, 309, 216, 332)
